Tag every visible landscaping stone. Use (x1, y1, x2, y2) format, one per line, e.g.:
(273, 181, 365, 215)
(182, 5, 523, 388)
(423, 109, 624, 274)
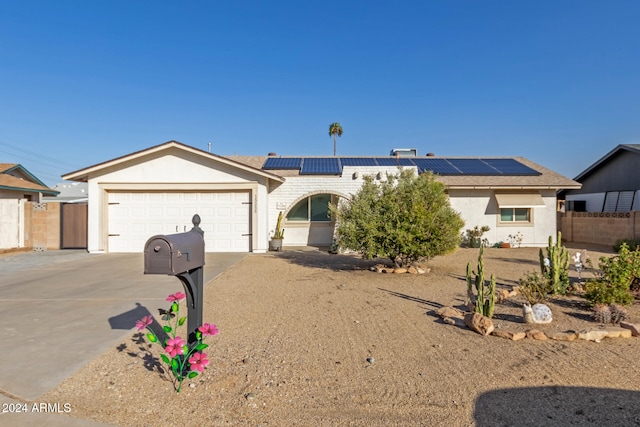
(578, 330, 609, 342)
(526, 329, 547, 341)
(620, 321, 640, 337)
(407, 266, 418, 275)
(491, 330, 525, 340)
(393, 268, 408, 274)
(603, 326, 632, 339)
(548, 331, 577, 341)
(435, 306, 464, 319)
(464, 313, 494, 336)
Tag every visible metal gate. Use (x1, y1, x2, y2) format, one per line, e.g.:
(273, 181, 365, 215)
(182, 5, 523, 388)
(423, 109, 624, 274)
(60, 203, 88, 249)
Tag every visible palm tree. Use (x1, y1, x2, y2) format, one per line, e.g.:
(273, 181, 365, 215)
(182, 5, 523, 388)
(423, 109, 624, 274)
(328, 122, 343, 156)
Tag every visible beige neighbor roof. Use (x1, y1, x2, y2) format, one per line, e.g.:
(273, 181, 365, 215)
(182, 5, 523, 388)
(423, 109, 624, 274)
(224, 155, 581, 190)
(0, 163, 59, 195)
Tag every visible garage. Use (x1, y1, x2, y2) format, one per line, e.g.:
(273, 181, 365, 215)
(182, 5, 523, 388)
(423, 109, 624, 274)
(107, 191, 251, 253)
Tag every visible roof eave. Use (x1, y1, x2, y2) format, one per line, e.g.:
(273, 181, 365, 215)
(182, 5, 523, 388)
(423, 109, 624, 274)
(0, 185, 59, 196)
(62, 140, 285, 183)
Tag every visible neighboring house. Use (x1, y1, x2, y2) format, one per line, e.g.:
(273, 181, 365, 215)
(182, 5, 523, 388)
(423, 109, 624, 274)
(43, 181, 89, 204)
(559, 144, 640, 212)
(62, 141, 580, 253)
(0, 164, 59, 250)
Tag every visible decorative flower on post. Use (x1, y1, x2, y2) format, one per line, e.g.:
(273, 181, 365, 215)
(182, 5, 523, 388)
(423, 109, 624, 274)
(136, 292, 219, 393)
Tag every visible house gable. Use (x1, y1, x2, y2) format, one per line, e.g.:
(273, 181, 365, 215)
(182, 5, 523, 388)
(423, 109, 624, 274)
(0, 164, 59, 198)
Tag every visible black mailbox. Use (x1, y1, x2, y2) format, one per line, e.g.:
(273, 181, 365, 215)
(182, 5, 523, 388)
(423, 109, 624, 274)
(144, 231, 205, 275)
(143, 215, 205, 346)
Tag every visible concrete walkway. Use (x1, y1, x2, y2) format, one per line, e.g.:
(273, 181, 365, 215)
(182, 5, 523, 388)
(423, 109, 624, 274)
(0, 250, 246, 426)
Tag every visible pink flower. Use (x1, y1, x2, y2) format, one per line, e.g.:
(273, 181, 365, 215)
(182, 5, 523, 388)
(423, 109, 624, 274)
(166, 292, 186, 302)
(198, 323, 219, 336)
(188, 352, 209, 372)
(135, 315, 153, 331)
(165, 337, 186, 358)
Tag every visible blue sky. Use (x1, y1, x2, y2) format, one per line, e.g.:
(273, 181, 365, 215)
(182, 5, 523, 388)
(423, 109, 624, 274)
(1, 1, 639, 186)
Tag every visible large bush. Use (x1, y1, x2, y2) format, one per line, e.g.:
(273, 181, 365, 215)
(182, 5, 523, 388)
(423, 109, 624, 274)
(330, 169, 464, 267)
(585, 243, 640, 305)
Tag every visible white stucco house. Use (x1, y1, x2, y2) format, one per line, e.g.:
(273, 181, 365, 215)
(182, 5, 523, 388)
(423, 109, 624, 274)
(62, 140, 580, 253)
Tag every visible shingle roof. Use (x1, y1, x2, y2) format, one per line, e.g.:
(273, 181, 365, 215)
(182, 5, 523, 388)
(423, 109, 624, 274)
(0, 164, 59, 195)
(224, 155, 580, 190)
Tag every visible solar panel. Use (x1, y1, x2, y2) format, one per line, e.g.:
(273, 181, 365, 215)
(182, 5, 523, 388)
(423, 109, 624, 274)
(412, 158, 461, 175)
(483, 159, 541, 175)
(447, 159, 497, 174)
(263, 157, 302, 170)
(375, 158, 416, 167)
(340, 158, 377, 167)
(300, 158, 341, 174)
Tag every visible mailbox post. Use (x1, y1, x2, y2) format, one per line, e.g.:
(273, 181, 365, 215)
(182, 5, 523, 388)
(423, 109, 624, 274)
(144, 214, 205, 346)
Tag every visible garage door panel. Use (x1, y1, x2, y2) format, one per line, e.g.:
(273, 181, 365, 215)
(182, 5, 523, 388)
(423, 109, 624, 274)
(108, 191, 250, 253)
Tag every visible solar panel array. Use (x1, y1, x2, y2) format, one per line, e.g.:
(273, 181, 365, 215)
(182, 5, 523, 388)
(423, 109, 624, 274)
(262, 157, 540, 176)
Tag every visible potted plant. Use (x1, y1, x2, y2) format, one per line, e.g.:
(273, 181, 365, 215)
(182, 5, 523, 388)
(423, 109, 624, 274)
(466, 225, 490, 248)
(269, 212, 285, 251)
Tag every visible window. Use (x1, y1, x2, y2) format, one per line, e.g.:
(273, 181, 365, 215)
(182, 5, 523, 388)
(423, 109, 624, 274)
(500, 208, 531, 223)
(287, 194, 334, 222)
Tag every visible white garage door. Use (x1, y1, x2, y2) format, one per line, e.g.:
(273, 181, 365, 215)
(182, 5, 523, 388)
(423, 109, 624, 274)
(107, 191, 251, 253)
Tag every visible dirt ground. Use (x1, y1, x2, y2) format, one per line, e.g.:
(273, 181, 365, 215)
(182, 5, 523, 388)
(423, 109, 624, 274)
(43, 244, 640, 426)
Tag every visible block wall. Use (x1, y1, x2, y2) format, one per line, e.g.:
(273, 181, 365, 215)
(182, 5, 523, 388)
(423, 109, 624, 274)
(24, 202, 60, 250)
(559, 211, 640, 246)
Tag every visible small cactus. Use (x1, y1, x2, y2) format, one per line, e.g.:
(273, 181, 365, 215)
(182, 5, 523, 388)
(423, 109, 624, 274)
(539, 231, 570, 295)
(592, 304, 612, 324)
(592, 303, 629, 324)
(466, 246, 496, 318)
(273, 212, 285, 239)
(610, 304, 629, 324)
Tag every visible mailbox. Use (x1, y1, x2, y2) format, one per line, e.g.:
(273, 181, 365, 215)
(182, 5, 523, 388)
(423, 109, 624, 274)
(144, 231, 205, 275)
(143, 215, 206, 346)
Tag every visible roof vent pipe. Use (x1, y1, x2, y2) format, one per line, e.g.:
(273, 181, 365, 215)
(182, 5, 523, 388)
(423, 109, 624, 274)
(268, 152, 277, 157)
(426, 152, 435, 157)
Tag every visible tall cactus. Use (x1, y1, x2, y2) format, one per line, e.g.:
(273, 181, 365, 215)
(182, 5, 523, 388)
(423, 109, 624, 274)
(539, 231, 570, 294)
(466, 246, 496, 318)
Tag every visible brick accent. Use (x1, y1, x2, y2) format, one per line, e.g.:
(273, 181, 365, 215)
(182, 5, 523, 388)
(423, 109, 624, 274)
(560, 211, 640, 246)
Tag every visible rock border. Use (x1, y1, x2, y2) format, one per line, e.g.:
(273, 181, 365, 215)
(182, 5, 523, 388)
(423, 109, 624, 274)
(434, 306, 639, 343)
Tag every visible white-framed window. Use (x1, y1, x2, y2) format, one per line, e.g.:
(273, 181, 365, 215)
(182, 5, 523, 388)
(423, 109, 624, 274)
(500, 208, 531, 223)
(286, 194, 335, 222)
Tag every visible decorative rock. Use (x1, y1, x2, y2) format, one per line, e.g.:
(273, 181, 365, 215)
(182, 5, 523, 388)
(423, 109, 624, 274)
(407, 266, 418, 275)
(603, 326, 632, 339)
(523, 303, 553, 324)
(496, 289, 510, 303)
(511, 332, 526, 341)
(490, 330, 526, 341)
(416, 267, 427, 274)
(620, 322, 640, 337)
(526, 329, 548, 340)
(548, 331, 577, 341)
(393, 268, 408, 274)
(435, 306, 465, 319)
(442, 317, 457, 325)
(509, 286, 521, 297)
(464, 313, 494, 336)
(578, 330, 609, 342)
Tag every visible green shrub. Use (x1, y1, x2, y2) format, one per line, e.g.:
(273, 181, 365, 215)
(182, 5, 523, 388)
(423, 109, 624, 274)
(613, 238, 640, 252)
(584, 243, 640, 305)
(330, 169, 465, 267)
(518, 271, 551, 305)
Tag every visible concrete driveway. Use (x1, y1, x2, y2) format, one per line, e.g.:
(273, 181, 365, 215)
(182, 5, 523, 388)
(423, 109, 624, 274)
(0, 250, 245, 426)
